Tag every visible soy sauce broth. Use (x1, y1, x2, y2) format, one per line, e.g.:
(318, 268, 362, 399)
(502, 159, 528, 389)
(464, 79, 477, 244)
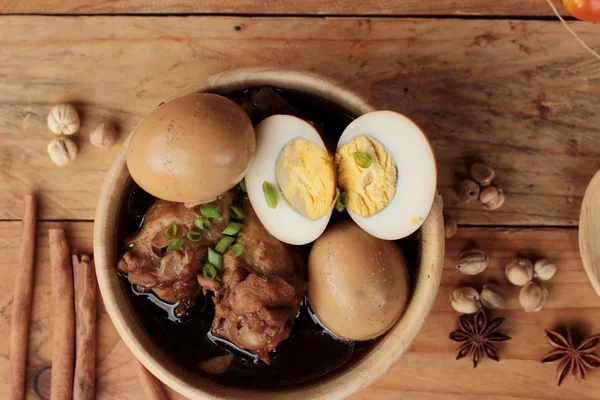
(117, 87, 421, 388)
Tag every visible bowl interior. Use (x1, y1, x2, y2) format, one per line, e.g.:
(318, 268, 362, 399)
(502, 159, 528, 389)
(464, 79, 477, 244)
(94, 68, 445, 400)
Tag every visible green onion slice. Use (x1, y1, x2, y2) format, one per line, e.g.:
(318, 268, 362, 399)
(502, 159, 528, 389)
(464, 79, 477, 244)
(336, 192, 348, 213)
(229, 205, 246, 220)
(352, 152, 371, 168)
(200, 204, 222, 219)
(232, 242, 244, 258)
(239, 178, 247, 193)
(207, 248, 223, 270)
(203, 263, 217, 280)
(222, 222, 243, 236)
(164, 221, 177, 240)
(186, 230, 202, 242)
(195, 217, 212, 231)
(215, 236, 235, 254)
(167, 238, 184, 252)
(262, 181, 278, 209)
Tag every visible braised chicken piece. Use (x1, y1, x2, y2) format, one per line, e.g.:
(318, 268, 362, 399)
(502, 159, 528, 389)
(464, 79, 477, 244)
(207, 199, 306, 363)
(117, 191, 234, 303)
(119, 188, 306, 362)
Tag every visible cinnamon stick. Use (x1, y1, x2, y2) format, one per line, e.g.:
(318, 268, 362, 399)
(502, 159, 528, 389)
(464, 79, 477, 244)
(133, 357, 169, 400)
(49, 229, 75, 399)
(9, 194, 37, 400)
(72, 255, 97, 400)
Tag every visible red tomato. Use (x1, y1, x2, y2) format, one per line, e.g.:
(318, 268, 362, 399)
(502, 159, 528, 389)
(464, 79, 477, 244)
(563, 0, 600, 21)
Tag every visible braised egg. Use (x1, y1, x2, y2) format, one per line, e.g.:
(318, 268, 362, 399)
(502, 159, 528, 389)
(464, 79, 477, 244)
(308, 220, 410, 341)
(127, 93, 255, 205)
(245, 114, 337, 245)
(335, 111, 436, 240)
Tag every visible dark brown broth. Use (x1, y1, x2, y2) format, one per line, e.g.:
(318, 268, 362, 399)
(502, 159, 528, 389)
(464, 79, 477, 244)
(117, 88, 420, 388)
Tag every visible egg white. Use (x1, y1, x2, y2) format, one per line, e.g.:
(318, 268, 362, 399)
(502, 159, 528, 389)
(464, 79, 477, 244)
(245, 114, 335, 245)
(336, 111, 437, 240)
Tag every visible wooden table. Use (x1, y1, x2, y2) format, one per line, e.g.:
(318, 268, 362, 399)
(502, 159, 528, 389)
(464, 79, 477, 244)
(1, 1, 600, 399)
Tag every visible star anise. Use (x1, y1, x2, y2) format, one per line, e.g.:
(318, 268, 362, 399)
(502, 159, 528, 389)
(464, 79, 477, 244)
(449, 307, 511, 368)
(541, 329, 600, 385)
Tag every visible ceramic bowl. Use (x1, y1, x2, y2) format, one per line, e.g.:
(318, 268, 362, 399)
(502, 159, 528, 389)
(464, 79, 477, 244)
(94, 67, 445, 400)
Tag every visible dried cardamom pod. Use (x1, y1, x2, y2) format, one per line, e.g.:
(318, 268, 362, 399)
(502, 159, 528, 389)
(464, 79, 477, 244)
(47, 138, 78, 166)
(459, 179, 480, 203)
(519, 281, 548, 312)
(456, 248, 489, 275)
(480, 282, 506, 309)
(450, 287, 482, 314)
(505, 258, 534, 286)
(444, 215, 457, 239)
(480, 186, 505, 210)
(533, 258, 557, 281)
(470, 163, 495, 186)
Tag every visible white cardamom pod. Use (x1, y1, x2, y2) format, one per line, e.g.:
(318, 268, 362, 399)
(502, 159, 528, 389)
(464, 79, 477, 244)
(480, 186, 505, 210)
(533, 259, 557, 281)
(519, 281, 548, 312)
(470, 163, 495, 186)
(47, 104, 80, 135)
(505, 258, 534, 286)
(456, 248, 489, 275)
(47, 138, 78, 166)
(90, 121, 118, 148)
(450, 287, 481, 314)
(480, 282, 506, 309)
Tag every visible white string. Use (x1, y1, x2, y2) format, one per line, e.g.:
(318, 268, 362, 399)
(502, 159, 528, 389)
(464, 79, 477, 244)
(545, 0, 600, 61)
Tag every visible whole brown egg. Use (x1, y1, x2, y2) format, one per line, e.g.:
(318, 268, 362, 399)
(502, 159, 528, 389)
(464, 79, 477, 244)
(127, 93, 255, 204)
(308, 220, 410, 341)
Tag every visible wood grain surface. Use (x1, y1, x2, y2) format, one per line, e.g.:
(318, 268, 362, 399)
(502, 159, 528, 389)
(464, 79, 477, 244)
(2, 222, 599, 399)
(0, 0, 567, 17)
(1, 16, 599, 225)
(2, 7, 600, 400)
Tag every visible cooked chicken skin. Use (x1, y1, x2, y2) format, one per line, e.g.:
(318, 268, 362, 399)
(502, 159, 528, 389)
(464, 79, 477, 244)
(118, 191, 306, 362)
(117, 191, 234, 302)
(209, 199, 306, 362)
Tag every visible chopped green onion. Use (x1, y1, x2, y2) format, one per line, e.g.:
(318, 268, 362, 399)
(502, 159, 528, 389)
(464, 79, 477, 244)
(232, 242, 244, 258)
(336, 192, 348, 213)
(262, 181, 278, 209)
(186, 230, 202, 242)
(229, 205, 246, 220)
(207, 248, 223, 270)
(239, 178, 247, 193)
(164, 221, 177, 240)
(215, 236, 235, 254)
(167, 238, 184, 252)
(200, 204, 222, 219)
(195, 217, 212, 231)
(352, 151, 371, 168)
(203, 263, 217, 280)
(222, 222, 243, 236)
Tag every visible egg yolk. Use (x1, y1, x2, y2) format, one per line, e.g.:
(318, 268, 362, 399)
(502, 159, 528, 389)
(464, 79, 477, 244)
(335, 135, 397, 217)
(275, 137, 337, 220)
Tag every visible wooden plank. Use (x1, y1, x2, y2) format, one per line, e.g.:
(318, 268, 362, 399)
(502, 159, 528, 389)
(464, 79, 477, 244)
(1, 223, 599, 399)
(1, 16, 599, 225)
(0, 0, 567, 17)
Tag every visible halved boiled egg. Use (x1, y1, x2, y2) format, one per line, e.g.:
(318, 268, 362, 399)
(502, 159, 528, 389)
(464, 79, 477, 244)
(335, 111, 436, 240)
(245, 115, 337, 245)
